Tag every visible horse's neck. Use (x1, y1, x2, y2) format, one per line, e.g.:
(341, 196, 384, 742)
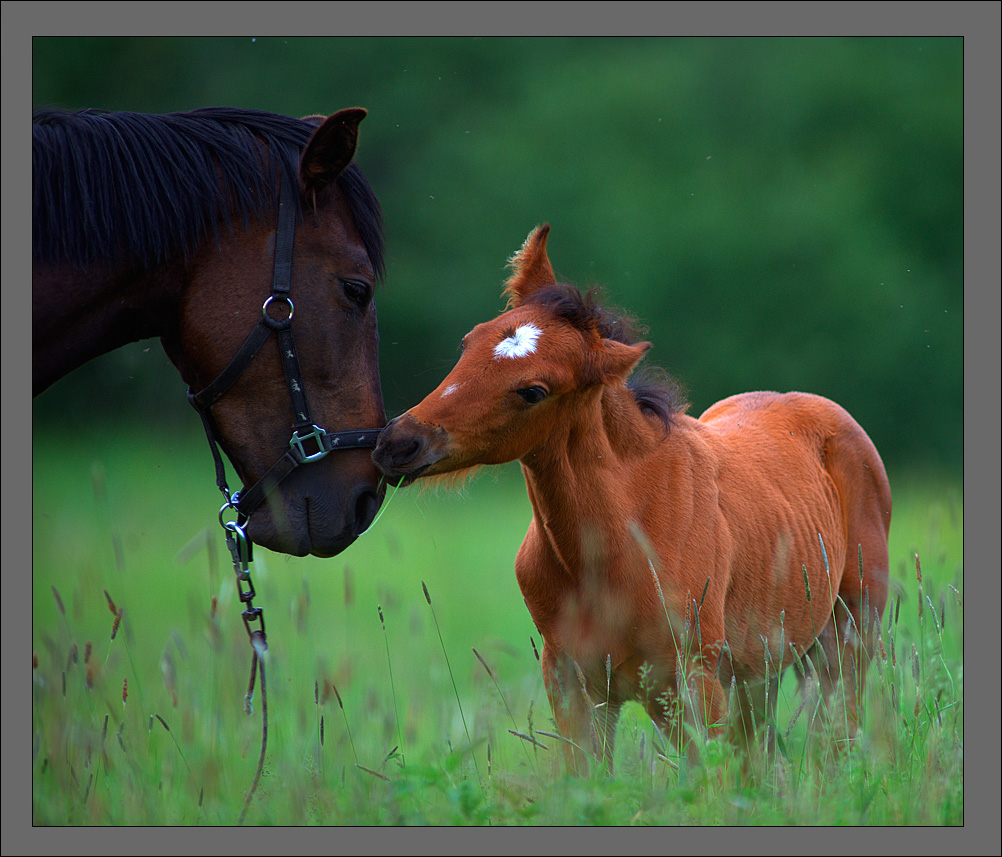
(32, 260, 180, 395)
(519, 386, 659, 578)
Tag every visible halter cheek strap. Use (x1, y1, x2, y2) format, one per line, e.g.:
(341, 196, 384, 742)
(187, 168, 380, 523)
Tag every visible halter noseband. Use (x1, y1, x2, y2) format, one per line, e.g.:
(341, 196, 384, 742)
(187, 167, 380, 524)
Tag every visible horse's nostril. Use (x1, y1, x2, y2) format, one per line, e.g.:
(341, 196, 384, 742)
(353, 486, 381, 535)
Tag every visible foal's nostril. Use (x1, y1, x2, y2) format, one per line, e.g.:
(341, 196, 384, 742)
(400, 436, 423, 464)
(372, 419, 430, 476)
(352, 486, 382, 535)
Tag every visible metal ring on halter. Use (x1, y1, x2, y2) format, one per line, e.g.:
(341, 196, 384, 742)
(223, 518, 247, 536)
(219, 500, 244, 530)
(262, 295, 294, 329)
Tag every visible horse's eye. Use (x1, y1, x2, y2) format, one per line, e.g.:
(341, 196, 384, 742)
(341, 279, 371, 308)
(516, 386, 547, 405)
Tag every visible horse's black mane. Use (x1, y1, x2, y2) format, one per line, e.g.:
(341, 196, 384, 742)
(522, 283, 687, 429)
(32, 107, 384, 277)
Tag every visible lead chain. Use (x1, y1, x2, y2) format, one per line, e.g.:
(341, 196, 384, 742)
(222, 517, 268, 687)
(220, 509, 269, 823)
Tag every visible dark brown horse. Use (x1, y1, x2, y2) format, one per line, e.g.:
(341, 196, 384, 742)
(374, 225, 892, 773)
(33, 107, 386, 557)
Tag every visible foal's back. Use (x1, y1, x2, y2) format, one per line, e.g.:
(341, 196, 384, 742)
(698, 390, 891, 569)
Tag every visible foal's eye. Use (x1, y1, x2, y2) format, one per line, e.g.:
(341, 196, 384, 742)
(341, 279, 372, 308)
(516, 386, 547, 405)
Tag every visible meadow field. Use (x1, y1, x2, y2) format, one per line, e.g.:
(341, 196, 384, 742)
(31, 421, 963, 827)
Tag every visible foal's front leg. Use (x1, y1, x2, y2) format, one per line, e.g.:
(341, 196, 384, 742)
(541, 644, 618, 774)
(646, 660, 728, 768)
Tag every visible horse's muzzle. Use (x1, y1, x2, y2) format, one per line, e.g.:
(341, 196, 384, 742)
(247, 473, 384, 557)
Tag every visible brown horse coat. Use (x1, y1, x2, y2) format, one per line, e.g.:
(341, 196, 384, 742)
(374, 225, 891, 772)
(33, 107, 386, 556)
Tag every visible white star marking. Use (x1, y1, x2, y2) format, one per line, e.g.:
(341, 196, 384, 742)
(494, 324, 542, 360)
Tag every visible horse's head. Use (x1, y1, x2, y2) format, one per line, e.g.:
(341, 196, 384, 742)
(169, 110, 385, 557)
(373, 225, 649, 483)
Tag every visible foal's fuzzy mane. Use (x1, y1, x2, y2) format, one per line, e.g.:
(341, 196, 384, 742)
(520, 283, 687, 428)
(32, 107, 384, 276)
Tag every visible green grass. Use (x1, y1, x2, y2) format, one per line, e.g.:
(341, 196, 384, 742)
(31, 422, 963, 825)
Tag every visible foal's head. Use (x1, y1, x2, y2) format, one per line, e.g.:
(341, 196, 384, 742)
(374, 225, 670, 483)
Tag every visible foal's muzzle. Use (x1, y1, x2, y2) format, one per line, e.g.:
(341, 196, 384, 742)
(372, 414, 446, 483)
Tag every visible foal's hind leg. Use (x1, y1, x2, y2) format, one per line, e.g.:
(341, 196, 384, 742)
(724, 675, 783, 783)
(837, 537, 890, 734)
(812, 411, 891, 748)
(800, 540, 889, 750)
(799, 619, 855, 759)
(799, 605, 870, 756)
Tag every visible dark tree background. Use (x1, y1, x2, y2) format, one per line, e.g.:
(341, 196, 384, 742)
(32, 37, 963, 475)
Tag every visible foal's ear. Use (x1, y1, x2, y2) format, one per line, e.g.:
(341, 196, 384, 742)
(592, 339, 651, 384)
(503, 224, 557, 306)
(299, 108, 367, 197)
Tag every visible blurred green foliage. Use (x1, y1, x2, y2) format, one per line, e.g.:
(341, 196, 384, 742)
(32, 37, 962, 473)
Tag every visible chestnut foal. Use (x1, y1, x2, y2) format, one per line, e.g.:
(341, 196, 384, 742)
(374, 225, 891, 773)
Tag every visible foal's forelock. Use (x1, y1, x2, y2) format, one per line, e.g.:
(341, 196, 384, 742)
(547, 289, 684, 425)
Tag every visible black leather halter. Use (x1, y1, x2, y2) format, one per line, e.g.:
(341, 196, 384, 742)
(187, 168, 381, 524)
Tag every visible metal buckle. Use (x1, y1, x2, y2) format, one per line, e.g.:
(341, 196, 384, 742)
(289, 424, 329, 463)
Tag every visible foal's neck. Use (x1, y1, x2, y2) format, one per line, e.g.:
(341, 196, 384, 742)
(519, 385, 657, 577)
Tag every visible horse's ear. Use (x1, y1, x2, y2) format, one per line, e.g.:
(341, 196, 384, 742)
(591, 339, 651, 384)
(299, 108, 367, 197)
(503, 224, 556, 306)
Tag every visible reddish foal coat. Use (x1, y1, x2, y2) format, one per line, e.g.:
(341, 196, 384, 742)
(374, 225, 891, 772)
